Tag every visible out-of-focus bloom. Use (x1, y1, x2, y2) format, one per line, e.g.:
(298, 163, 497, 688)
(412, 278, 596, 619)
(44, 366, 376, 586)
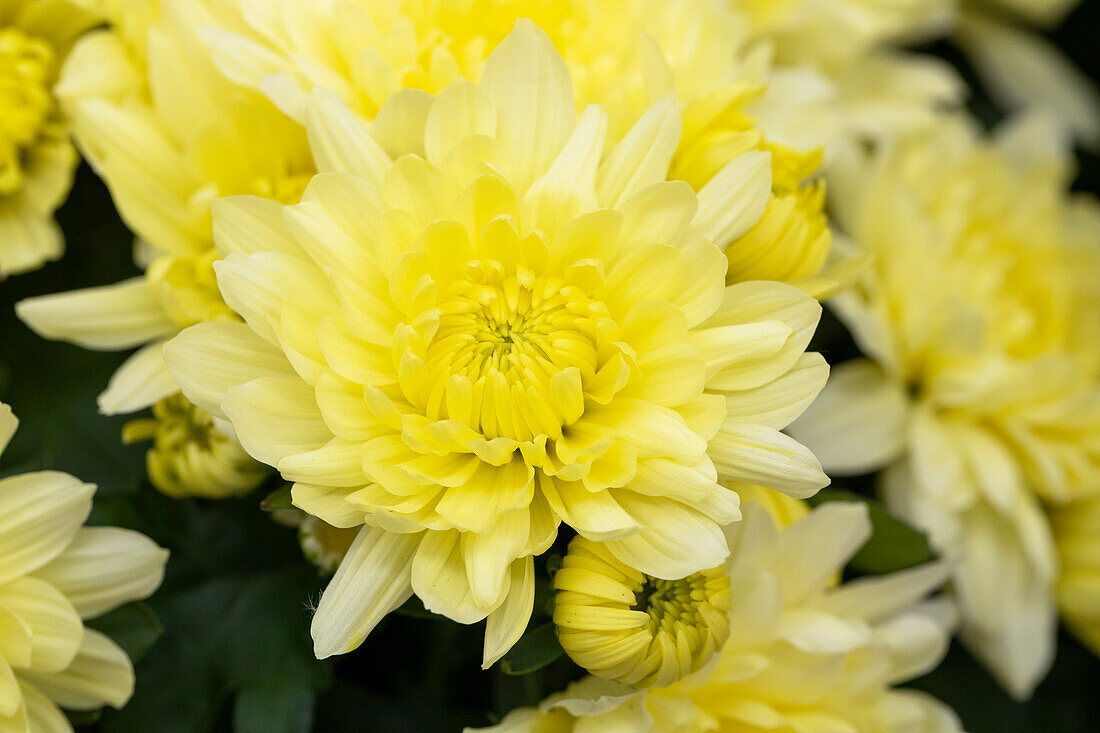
(732, 0, 963, 151)
(165, 21, 829, 666)
(0, 403, 169, 730)
(0, 0, 98, 276)
(201, 0, 843, 296)
(15, 0, 310, 498)
(122, 393, 268, 499)
(299, 516, 359, 576)
(473, 502, 959, 733)
(790, 112, 1100, 698)
(17, 0, 312, 414)
(554, 536, 731, 689)
(1052, 494, 1100, 656)
(953, 0, 1100, 148)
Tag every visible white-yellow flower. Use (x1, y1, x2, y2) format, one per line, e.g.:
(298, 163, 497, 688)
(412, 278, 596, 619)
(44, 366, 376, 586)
(730, 0, 963, 152)
(198, 0, 841, 295)
(164, 21, 829, 666)
(15, 0, 313, 416)
(0, 403, 168, 731)
(0, 0, 99, 277)
(790, 112, 1100, 698)
(472, 502, 959, 733)
(952, 0, 1100, 148)
(1052, 494, 1100, 658)
(14, 0, 308, 498)
(18, 0, 842, 499)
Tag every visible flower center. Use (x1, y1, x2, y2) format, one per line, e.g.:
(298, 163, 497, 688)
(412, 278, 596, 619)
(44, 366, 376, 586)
(249, 171, 313, 204)
(425, 261, 611, 440)
(632, 569, 731, 641)
(0, 27, 55, 196)
(554, 536, 732, 689)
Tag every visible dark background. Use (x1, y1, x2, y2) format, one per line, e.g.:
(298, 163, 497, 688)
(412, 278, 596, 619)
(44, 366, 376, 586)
(1, 3, 1098, 730)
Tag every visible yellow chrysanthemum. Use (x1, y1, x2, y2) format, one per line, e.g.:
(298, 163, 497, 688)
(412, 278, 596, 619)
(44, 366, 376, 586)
(473, 502, 959, 733)
(0, 0, 98, 276)
(1052, 494, 1100, 657)
(790, 113, 1100, 698)
(15, 0, 311, 498)
(554, 536, 731, 689)
(730, 0, 963, 150)
(121, 393, 268, 499)
(200, 0, 839, 295)
(19, 0, 840, 498)
(164, 22, 829, 666)
(952, 0, 1100, 148)
(0, 403, 168, 731)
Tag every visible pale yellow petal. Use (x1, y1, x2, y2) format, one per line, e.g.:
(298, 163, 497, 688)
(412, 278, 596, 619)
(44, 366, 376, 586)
(312, 527, 421, 658)
(223, 377, 331, 467)
(17, 279, 175, 350)
(0, 472, 93, 585)
(164, 321, 295, 418)
(33, 527, 167, 619)
(20, 629, 133, 711)
(97, 340, 178, 415)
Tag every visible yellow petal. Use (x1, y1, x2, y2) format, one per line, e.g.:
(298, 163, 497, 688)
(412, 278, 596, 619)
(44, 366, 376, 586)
(0, 577, 83, 674)
(19, 628, 133, 711)
(17, 278, 175, 350)
(0, 472, 93, 585)
(33, 527, 168, 619)
(312, 527, 421, 658)
(164, 321, 295, 418)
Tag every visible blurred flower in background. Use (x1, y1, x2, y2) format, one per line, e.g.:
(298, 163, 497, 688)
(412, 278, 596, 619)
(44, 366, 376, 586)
(790, 112, 1100, 698)
(0, 0, 98, 276)
(0, 403, 168, 730)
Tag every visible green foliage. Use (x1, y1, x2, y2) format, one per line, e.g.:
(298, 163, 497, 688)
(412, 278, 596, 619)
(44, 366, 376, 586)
(808, 488, 936, 574)
(499, 623, 565, 676)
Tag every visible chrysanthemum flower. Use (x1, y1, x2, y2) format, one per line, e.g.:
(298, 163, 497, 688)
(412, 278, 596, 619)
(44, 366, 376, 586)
(0, 403, 168, 730)
(164, 21, 829, 665)
(952, 0, 1100, 148)
(731, 0, 963, 148)
(0, 0, 99, 276)
(15, 0, 310, 497)
(121, 393, 269, 499)
(554, 536, 731, 689)
(200, 0, 841, 296)
(789, 113, 1100, 698)
(20, 0, 840, 497)
(473, 502, 959, 732)
(1052, 494, 1100, 657)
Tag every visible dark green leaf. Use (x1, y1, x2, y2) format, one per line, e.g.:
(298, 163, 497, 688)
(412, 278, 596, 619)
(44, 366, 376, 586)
(808, 489, 936, 574)
(234, 681, 316, 733)
(499, 623, 564, 675)
(261, 484, 295, 512)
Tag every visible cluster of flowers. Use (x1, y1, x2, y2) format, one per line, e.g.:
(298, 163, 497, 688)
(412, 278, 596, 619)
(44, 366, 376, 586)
(1, 0, 1098, 730)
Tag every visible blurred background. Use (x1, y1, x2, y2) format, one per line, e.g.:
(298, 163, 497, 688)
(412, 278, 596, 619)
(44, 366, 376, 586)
(1, 3, 1098, 731)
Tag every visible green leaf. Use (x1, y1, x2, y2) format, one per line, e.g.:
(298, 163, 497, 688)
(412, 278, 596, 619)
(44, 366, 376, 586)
(807, 489, 936, 574)
(234, 677, 316, 733)
(87, 602, 164, 664)
(499, 623, 564, 676)
(261, 484, 295, 512)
